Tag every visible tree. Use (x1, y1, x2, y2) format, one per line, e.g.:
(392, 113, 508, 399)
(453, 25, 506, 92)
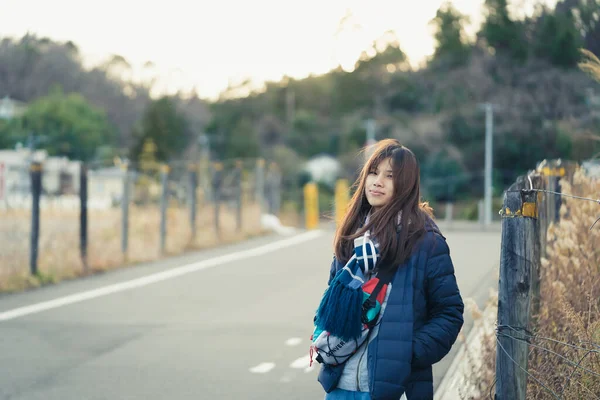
(421, 148, 467, 202)
(533, 5, 584, 67)
(336, 34, 411, 119)
(480, 0, 529, 62)
(557, 0, 600, 54)
(288, 109, 331, 157)
(11, 86, 114, 160)
(0, 119, 14, 148)
(0, 34, 160, 153)
(131, 96, 189, 162)
(205, 100, 260, 159)
(430, 2, 472, 67)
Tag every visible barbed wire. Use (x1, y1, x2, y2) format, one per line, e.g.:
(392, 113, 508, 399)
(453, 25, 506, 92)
(506, 188, 600, 229)
(506, 188, 600, 205)
(495, 338, 562, 399)
(493, 324, 600, 399)
(498, 325, 600, 351)
(496, 331, 600, 378)
(488, 377, 496, 400)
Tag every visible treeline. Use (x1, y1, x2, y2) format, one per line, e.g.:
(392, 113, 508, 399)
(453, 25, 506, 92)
(0, 36, 208, 165)
(1, 0, 599, 202)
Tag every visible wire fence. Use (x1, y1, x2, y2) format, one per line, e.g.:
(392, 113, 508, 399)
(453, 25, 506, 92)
(492, 158, 600, 399)
(0, 157, 282, 290)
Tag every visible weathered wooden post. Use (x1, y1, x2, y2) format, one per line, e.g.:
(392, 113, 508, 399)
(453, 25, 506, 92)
(495, 176, 539, 400)
(528, 173, 544, 318)
(537, 159, 564, 225)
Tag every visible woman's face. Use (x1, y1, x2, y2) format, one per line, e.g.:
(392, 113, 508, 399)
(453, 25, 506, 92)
(365, 157, 394, 210)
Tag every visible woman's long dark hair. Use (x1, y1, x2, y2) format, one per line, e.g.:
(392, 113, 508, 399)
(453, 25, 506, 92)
(334, 139, 433, 269)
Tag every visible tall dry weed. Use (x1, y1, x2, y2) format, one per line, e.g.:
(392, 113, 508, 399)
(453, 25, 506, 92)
(459, 291, 499, 400)
(527, 169, 600, 399)
(463, 168, 600, 399)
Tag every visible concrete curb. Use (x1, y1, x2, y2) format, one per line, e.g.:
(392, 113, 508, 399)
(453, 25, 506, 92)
(434, 303, 497, 400)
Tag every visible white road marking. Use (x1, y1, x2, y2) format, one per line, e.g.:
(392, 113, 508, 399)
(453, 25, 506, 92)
(285, 337, 302, 346)
(0, 230, 324, 322)
(249, 362, 276, 374)
(290, 355, 311, 369)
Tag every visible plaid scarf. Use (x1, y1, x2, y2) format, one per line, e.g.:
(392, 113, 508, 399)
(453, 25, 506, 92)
(314, 230, 380, 341)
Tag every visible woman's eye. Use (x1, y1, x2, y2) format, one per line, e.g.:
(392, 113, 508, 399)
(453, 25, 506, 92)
(387, 175, 393, 178)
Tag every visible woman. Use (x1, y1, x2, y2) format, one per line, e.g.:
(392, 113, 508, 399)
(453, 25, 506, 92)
(311, 139, 464, 400)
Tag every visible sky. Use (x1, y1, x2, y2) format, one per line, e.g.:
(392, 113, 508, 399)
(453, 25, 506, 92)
(0, 0, 556, 100)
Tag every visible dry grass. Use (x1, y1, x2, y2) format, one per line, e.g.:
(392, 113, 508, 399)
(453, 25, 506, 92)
(526, 169, 600, 399)
(451, 291, 498, 400)
(0, 201, 267, 292)
(579, 49, 600, 83)
(463, 169, 600, 399)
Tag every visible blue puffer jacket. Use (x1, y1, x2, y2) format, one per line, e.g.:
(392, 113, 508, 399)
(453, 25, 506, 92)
(318, 224, 464, 400)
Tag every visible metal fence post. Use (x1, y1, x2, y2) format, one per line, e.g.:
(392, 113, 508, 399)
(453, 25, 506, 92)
(189, 163, 198, 241)
(255, 158, 265, 214)
(235, 160, 243, 232)
(121, 163, 130, 258)
(160, 164, 169, 255)
(30, 162, 42, 276)
(79, 162, 89, 272)
(212, 162, 223, 238)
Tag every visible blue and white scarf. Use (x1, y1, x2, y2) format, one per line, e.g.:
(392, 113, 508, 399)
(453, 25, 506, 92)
(314, 230, 380, 341)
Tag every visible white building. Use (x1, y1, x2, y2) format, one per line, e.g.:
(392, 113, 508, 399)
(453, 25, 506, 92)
(0, 146, 139, 209)
(0, 147, 81, 200)
(88, 166, 133, 207)
(303, 154, 342, 188)
(0, 96, 27, 120)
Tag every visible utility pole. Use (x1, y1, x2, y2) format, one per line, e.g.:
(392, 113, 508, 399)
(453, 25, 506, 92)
(479, 103, 494, 227)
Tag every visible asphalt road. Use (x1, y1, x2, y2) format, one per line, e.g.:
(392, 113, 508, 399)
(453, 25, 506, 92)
(0, 222, 500, 400)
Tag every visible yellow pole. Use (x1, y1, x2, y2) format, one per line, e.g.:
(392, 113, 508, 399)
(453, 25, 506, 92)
(304, 182, 319, 229)
(335, 179, 349, 226)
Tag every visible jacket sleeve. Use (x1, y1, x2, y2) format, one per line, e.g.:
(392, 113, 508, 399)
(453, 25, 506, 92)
(412, 235, 464, 368)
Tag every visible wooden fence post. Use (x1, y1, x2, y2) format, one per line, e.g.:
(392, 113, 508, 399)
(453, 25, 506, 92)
(495, 176, 539, 400)
(537, 159, 564, 225)
(528, 173, 543, 318)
